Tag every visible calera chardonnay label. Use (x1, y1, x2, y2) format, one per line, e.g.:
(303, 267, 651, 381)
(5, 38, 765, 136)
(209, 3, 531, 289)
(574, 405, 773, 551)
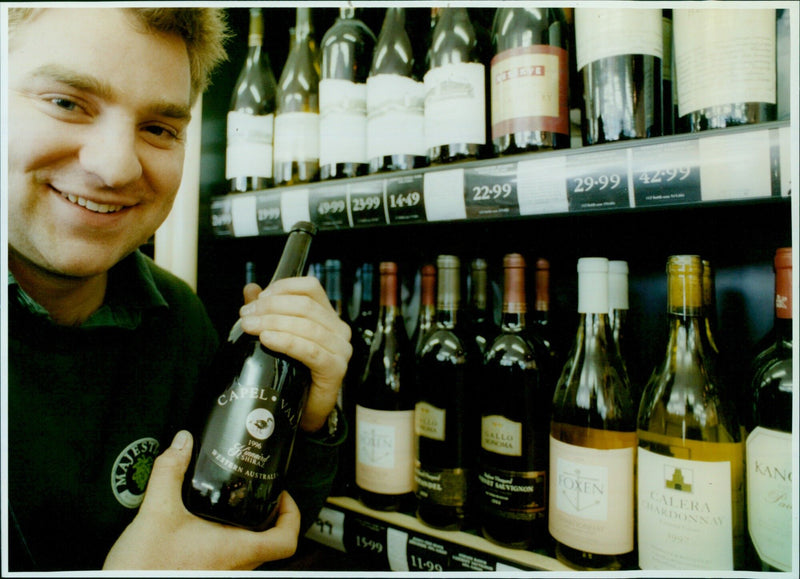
(746, 427, 792, 571)
(637, 446, 738, 570)
(481, 414, 522, 456)
(201, 383, 294, 481)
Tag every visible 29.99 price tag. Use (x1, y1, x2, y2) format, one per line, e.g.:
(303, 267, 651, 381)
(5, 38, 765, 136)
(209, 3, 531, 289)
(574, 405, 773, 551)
(566, 149, 630, 211)
(463, 163, 519, 219)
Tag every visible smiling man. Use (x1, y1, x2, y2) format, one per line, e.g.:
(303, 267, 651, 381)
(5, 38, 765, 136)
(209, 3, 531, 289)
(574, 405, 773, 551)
(6, 7, 352, 571)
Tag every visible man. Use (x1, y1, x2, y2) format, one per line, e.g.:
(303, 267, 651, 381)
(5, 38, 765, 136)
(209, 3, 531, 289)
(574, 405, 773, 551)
(6, 7, 352, 570)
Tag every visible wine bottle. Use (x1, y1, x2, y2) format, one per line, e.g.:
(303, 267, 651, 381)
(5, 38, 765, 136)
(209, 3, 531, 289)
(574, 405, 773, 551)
(324, 259, 344, 319)
(532, 257, 556, 360)
(366, 8, 428, 174)
(702, 259, 720, 357)
(467, 258, 495, 356)
(415, 255, 479, 530)
(412, 264, 436, 356)
(226, 8, 277, 193)
(183, 222, 316, 531)
(608, 260, 629, 368)
(319, 7, 376, 180)
(777, 9, 790, 121)
(352, 263, 378, 351)
(490, 7, 570, 155)
(356, 262, 415, 511)
(274, 8, 320, 186)
(637, 255, 745, 570)
(575, 8, 663, 145)
(549, 258, 636, 570)
(661, 9, 676, 135)
(746, 247, 793, 572)
(673, 8, 776, 131)
(424, 7, 486, 164)
(478, 253, 551, 549)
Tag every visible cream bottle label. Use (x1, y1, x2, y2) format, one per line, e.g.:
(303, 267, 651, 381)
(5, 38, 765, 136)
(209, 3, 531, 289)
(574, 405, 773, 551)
(319, 79, 367, 166)
(481, 415, 522, 456)
(355, 405, 415, 494)
(226, 111, 274, 179)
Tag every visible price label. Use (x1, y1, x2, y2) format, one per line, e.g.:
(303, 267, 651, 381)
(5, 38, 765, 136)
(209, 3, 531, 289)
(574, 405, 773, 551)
(406, 535, 448, 573)
(566, 149, 630, 211)
(230, 194, 259, 237)
(464, 163, 519, 219)
(632, 140, 701, 206)
(349, 182, 386, 227)
(386, 174, 425, 224)
(343, 516, 389, 568)
(448, 547, 495, 572)
(256, 194, 282, 234)
(304, 506, 346, 552)
(310, 186, 349, 229)
(210, 198, 234, 237)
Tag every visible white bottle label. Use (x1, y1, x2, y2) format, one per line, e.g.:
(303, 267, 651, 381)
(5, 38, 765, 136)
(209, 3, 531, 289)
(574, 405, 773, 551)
(273, 111, 320, 164)
(319, 79, 368, 166)
(415, 401, 445, 441)
(366, 74, 426, 159)
(355, 405, 415, 494)
(481, 415, 522, 456)
(549, 436, 635, 555)
(575, 9, 663, 71)
(424, 61, 486, 149)
(746, 427, 792, 571)
(674, 9, 776, 116)
(637, 446, 735, 570)
(225, 111, 274, 179)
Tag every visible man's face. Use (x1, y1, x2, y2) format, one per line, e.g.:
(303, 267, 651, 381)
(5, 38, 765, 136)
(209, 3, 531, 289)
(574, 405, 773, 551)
(8, 9, 192, 279)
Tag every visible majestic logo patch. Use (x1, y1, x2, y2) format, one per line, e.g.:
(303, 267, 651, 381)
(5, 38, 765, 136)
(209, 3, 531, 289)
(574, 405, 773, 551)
(111, 437, 160, 508)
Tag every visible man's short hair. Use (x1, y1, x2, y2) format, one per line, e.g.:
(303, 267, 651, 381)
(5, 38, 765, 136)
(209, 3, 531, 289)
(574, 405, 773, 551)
(8, 7, 230, 103)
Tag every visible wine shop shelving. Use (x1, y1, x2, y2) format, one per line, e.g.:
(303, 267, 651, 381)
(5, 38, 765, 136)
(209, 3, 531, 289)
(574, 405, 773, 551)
(209, 120, 791, 238)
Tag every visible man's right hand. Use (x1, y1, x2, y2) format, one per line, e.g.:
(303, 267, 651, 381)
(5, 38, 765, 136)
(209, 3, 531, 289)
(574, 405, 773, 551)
(103, 430, 301, 570)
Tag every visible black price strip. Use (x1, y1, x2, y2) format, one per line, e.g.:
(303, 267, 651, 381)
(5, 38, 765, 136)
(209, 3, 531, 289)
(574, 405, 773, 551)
(256, 194, 283, 234)
(632, 140, 701, 207)
(463, 163, 519, 219)
(405, 534, 449, 572)
(310, 186, 349, 229)
(210, 198, 234, 237)
(349, 182, 386, 227)
(343, 514, 389, 568)
(386, 174, 426, 224)
(566, 149, 630, 211)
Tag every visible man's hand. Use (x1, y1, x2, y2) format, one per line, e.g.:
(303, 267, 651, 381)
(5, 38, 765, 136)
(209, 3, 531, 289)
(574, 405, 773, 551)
(104, 431, 301, 570)
(239, 276, 353, 433)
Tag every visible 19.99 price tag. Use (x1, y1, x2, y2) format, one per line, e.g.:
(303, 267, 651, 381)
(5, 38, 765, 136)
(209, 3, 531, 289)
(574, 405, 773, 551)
(309, 186, 349, 229)
(566, 149, 630, 211)
(463, 163, 519, 219)
(256, 194, 282, 234)
(386, 174, 425, 224)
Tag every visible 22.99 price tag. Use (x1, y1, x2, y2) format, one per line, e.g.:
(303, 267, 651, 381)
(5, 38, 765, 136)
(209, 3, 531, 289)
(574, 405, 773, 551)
(463, 163, 519, 219)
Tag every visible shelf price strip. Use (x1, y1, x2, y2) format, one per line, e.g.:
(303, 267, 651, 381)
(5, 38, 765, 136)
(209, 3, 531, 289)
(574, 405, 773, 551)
(309, 185, 349, 229)
(386, 174, 426, 224)
(463, 162, 520, 219)
(566, 148, 631, 211)
(632, 139, 701, 207)
(348, 181, 385, 228)
(255, 193, 282, 234)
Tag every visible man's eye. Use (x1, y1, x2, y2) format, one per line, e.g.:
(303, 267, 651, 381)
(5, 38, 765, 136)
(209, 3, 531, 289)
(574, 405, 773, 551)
(145, 125, 178, 139)
(51, 97, 79, 111)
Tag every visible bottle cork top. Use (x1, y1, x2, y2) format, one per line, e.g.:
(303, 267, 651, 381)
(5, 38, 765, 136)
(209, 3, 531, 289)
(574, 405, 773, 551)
(667, 255, 703, 310)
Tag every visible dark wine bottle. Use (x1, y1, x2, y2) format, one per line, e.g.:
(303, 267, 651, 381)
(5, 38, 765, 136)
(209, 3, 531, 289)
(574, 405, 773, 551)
(673, 8, 776, 131)
(477, 253, 551, 549)
(576, 8, 663, 144)
(319, 7, 376, 180)
(183, 221, 316, 531)
(356, 262, 415, 511)
(490, 7, 570, 155)
(226, 8, 277, 193)
(414, 255, 479, 530)
(425, 7, 486, 164)
(531, 257, 556, 361)
(366, 8, 427, 174)
(467, 257, 495, 356)
(412, 264, 436, 356)
(746, 247, 793, 572)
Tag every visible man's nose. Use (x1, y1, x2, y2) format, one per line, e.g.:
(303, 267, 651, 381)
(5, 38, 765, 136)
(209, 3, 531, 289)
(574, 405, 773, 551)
(79, 118, 143, 188)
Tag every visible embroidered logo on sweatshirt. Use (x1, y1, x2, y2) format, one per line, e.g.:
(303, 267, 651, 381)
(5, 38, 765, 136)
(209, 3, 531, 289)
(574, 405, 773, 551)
(110, 437, 160, 508)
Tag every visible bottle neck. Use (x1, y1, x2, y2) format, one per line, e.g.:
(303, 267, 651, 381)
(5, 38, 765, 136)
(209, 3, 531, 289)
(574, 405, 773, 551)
(248, 9, 264, 47)
(269, 225, 315, 283)
(502, 266, 526, 331)
(437, 266, 460, 328)
(294, 7, 312, 42)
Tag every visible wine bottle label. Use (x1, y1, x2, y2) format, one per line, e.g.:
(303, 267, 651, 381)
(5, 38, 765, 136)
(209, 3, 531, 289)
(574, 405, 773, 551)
(273, 112, 320, 163)
(423, 62, 486, 149)
(491, 45, 569, 138)
(415, 401, 445, 441)
(319, 79, 368, 166)
(674, 9, 776, 117)
(481, 415, 522, 456)
(225, 111, 274, 179)
(477, 467, 546, 520)
(415, 463, 468, 507)
(199, 382, 295, 483)
(355, 405, 415, 494)
(366, 74, 426, 159)
(637, 443, 743, 570)
(575, 9, 663, 71)
(549, 435, 635, 555)
(746, 427, 792, 571)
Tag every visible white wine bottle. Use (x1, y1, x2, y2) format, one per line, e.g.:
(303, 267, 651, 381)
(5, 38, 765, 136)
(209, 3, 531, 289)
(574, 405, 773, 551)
(366, 8, 427, 174)
(424, 7, 486, 164)
(183, 222, 316, 531)
(274, 8, 320, 186)
(673, 8, 776, 131)
(319, 7, 375, 180)
(226, 8, 277, 193)
(549, 258, 636, 570)
(637, 255, 745, 570)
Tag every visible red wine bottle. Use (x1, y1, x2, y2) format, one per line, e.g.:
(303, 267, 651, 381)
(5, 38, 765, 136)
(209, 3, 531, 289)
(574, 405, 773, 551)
(412, 264, 436, 356)
(183, 222, 316, 531)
